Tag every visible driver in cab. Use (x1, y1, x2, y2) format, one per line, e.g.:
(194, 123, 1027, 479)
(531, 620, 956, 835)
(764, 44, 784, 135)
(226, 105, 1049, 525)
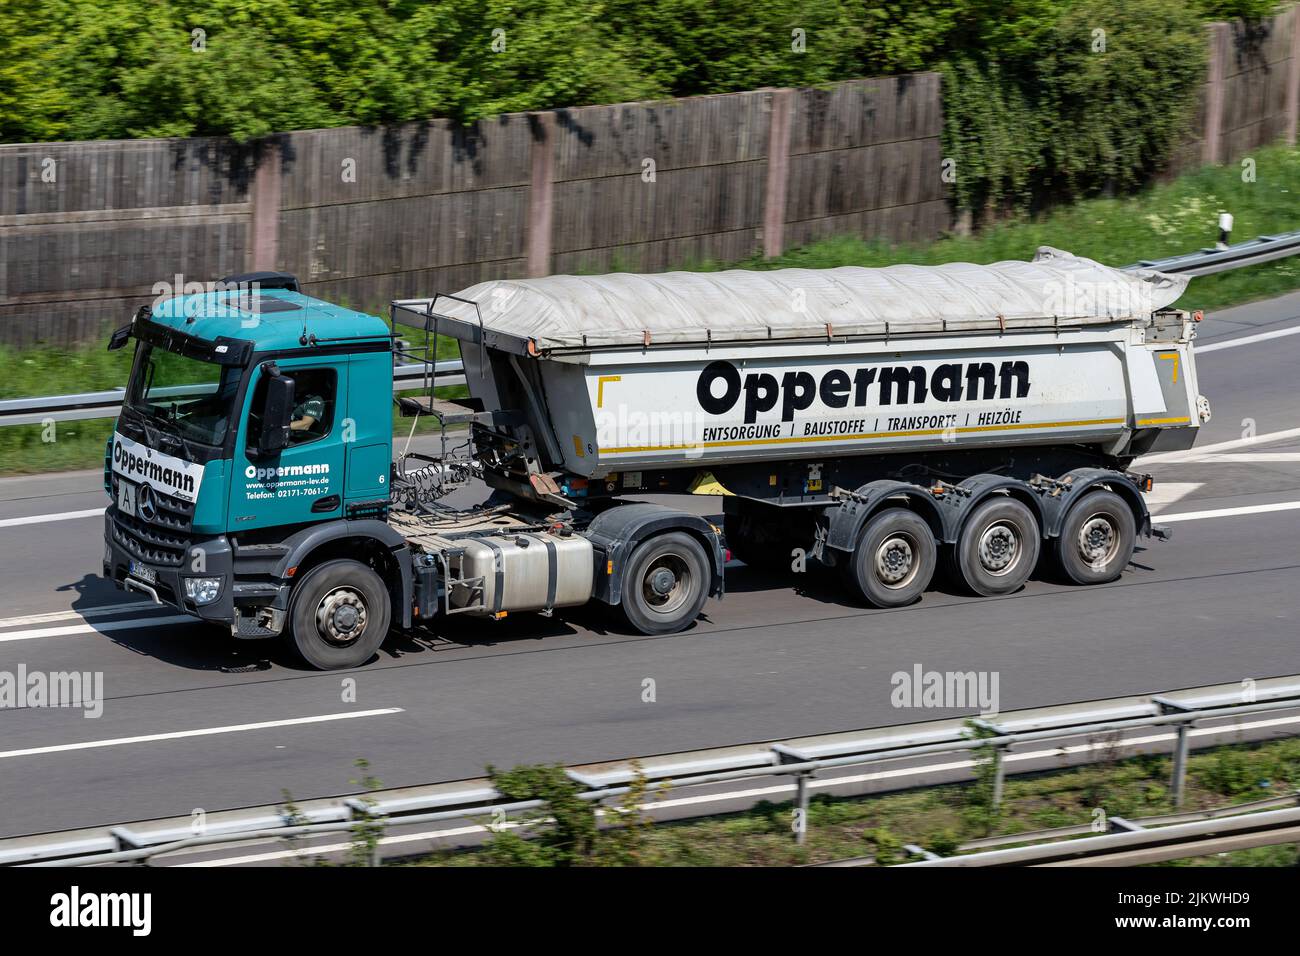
(288, 392, 325, 439)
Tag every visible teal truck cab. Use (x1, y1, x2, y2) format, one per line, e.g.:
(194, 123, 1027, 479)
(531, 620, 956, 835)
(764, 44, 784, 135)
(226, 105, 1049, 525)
(103, 273, 725, 669)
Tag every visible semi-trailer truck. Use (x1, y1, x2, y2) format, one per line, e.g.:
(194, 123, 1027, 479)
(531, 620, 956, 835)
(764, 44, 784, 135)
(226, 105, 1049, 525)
(102, 249, 1207, 668)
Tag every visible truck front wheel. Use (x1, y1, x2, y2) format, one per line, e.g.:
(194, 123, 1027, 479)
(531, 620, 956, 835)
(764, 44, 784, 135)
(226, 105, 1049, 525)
(288, 559, 392, 669)
(618, 532, 710, 635)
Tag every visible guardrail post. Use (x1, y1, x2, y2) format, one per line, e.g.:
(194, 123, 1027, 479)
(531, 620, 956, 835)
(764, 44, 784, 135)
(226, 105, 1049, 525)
(1154, 697, 1194, 809)
(793, 772, 810, 845)
(108, 827, 149, 866)
(1171, 724, 1190, 809)
(991, 744, 1006, 811)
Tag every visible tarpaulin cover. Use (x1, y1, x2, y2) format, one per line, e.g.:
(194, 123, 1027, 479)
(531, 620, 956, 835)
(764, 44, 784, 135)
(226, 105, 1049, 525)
(432, 248, 1188, 349)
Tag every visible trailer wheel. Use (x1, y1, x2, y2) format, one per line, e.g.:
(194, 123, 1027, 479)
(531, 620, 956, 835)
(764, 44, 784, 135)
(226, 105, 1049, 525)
(1054, 490, 1136, 585)
(955, 497, 1040, 597)
(844, 508, 937, 608)
(287, 559, 391, 669)
(618, 532, 710, 635)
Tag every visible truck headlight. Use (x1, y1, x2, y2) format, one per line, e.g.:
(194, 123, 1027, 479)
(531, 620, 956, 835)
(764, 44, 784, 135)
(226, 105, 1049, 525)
(184, 577, 223, 606)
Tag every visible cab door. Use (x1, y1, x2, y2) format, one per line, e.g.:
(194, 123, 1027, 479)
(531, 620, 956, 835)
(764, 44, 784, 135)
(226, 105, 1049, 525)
(230, 357, 348, 531)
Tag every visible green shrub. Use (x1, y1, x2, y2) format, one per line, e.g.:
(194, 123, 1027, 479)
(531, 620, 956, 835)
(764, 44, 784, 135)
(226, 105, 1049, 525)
(942, 0, 1207, 219)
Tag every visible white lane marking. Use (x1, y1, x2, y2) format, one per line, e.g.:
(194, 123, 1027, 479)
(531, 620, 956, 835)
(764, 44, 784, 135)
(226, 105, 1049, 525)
(0, 507, 104, 529)
(184, 712, 1300, 866)
(1171, 452, 1300, 463)
(1143, 426, 1300, 464)
(1158, 500, 1300, 524)
(1142, 482, 1201, 513)
(0, 708, 403, 761)
(0, 615, 197, 643)
(0, 601, 156, 629)
(1197, 324, 1300, 353)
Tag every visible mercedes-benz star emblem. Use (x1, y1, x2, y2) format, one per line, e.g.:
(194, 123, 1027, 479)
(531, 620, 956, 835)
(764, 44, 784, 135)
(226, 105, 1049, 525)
(137, 484, 158, 521)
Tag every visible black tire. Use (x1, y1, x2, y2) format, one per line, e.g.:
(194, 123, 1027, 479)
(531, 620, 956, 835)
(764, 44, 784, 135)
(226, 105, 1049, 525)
(844, 508, 937, 608)
(618, 532, 711, 635)
(1053, 490, 1137, 585)
(287, 559, 391, 669)
(955, 497, 1041, 597)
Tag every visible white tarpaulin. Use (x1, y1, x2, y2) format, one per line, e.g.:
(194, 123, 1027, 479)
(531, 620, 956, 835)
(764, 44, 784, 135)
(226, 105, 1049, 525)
(440, 248, 1188, 349)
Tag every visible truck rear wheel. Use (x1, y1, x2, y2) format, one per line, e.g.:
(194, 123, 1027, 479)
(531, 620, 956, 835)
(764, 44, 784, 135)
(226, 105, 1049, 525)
(955, 497, 1040, 597)
(288, 559, 391, 669)
(1054, 490, 1136, 585)
(844, 508, 936, 608)
(618, 532, 710, 635)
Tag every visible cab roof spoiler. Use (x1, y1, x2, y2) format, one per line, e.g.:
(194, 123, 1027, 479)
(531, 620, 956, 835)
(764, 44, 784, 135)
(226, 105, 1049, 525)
(217, 271, 301, 294)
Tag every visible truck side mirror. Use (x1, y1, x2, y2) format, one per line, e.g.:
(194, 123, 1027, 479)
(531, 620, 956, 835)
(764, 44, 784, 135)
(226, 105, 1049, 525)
(107, 324, 132, 351)
(257, 371, 296, 457)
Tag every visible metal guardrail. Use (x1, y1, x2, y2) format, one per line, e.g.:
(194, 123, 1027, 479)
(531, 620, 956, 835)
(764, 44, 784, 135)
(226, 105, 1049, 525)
(898, 803, 1300, 867)
(0, 361, 465, 427)
(813, 795, 1300, 867)
(4, 675, 1299, 866)
(1125, 228, 1300, 276)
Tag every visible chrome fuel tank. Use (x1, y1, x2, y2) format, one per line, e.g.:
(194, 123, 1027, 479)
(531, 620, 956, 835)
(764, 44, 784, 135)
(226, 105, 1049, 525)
(450, 531, 594, 614)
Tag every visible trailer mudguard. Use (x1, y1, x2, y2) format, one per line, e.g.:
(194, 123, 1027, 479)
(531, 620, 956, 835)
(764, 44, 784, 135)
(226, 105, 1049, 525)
(273, 519, 415, 628)
(932, 473, 1050, 545)
(1033, 468, 1152, 539)
(824, 480, 945, 555)
(584, 502, 725, 605)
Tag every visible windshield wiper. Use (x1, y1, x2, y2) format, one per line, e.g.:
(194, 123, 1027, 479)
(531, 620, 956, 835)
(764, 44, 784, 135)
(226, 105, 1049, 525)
(151, 415, 202, 462)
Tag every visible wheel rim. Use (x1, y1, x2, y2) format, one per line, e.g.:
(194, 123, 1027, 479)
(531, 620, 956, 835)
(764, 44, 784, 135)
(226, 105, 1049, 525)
(977, 521, 1021, 576)
(874, 532, 920, 589)
(641, 554, 691, 616)
(315, 586, 369, 646)
(1076, 513, 1120, 569)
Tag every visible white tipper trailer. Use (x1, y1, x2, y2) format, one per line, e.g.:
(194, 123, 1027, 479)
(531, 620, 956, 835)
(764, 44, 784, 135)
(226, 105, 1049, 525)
(389, 247, 1206, 634)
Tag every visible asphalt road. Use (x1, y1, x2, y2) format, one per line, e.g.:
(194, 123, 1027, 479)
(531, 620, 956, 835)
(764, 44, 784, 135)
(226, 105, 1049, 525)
(1, 290, 1299, 839)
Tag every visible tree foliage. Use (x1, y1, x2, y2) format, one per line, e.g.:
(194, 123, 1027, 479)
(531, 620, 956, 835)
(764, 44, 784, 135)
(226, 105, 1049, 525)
(0, 0, 1256, 211)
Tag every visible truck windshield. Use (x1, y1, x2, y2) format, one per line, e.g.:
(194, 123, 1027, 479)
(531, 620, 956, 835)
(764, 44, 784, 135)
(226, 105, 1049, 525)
(124, 342, 245, 447)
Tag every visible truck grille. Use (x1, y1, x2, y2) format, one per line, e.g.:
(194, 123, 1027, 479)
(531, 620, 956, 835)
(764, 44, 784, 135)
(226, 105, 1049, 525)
(144, 487, 196, 532)
(109, 476, 195, 568)
(111, 510, 189, 567)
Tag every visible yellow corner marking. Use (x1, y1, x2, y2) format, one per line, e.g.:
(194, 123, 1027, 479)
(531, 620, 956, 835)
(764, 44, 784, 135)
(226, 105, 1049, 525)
(1157, 351, 1180, 383)
(596, 375, 622, 409)
(572, 435, 585, 458)
(1136, 416, 1191, 427)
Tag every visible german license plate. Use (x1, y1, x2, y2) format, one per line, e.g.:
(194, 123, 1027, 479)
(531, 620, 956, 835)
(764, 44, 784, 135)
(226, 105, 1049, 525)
(129, 560, 157, 585)
(117, 479, 137, 518)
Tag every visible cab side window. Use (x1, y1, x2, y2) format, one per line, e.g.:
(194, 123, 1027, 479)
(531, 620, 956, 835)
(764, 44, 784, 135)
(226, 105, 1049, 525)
(248, 367, 337, 448)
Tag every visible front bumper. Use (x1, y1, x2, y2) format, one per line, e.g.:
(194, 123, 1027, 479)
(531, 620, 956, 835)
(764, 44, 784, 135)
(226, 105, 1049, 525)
(102, 509, 234, 624)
